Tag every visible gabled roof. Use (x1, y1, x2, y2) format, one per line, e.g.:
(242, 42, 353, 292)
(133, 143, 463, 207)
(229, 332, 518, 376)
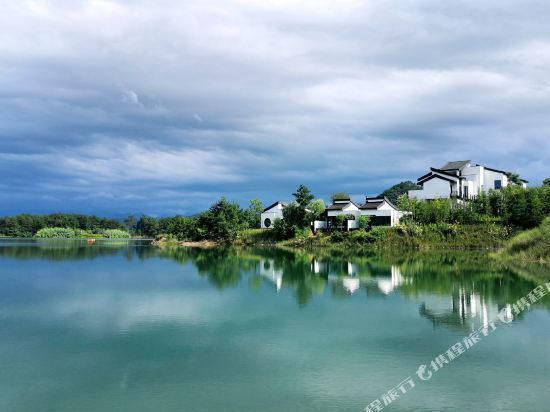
(359, 201, 383, 210)
(262, 201, 287, 212)
(326, 199, 360, 211)
(440, 160, 471, 170)
(477, 164, 508, 175)
(418, 168, 463, 184)
(418, 174, 457, 185)
(359, 197, 399, 211)
(475, 164, 529, 183)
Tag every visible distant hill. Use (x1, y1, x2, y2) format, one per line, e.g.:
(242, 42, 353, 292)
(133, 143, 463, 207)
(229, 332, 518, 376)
(378, 181, 421, 204)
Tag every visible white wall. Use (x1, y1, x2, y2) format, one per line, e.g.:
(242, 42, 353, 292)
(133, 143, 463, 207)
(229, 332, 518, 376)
(358, 200, 405, 226)
(326, 203, 360, 219)
(313, 220, 327, 231)
(260, 204, 284, 229)
(461, 166, 483, 196)
(482, 169, 508, 191)
(409, 178, 451, 200)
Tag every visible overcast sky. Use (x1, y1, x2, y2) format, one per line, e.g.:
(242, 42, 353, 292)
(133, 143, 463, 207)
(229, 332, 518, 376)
(1, 0, 549, 216)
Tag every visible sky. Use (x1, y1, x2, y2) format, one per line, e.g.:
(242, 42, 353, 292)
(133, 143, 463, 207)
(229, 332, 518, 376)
(1, 0, 550, 217)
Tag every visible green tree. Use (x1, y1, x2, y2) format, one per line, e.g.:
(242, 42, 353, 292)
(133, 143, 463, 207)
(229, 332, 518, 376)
(331, 192, 349, 201)
(293, 185, 314, 208)
(136, 215, 159, 238)
(378, 181, 421, 204)
(279, 185, 315, 235)
(359, 215, 372, 229)
(197, 198, 247, 243)
(506, 173, 522, 186)
(307, 199, 325, 220)
(124, 215, 137, 234)
(543, 178, 550, 187)
(246, 199, 264, 229)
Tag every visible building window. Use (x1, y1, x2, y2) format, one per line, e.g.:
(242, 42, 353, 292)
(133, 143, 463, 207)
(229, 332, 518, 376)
(464, 186, 469, 198)
(264, 218, 272, 228)
(372, 216, 391, 226)
(494, 180, 502, 189)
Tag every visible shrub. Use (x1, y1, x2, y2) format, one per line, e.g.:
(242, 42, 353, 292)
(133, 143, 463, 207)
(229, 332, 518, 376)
(102, 229, 131, 238)
(349, 229, 368, 242)
(364, 227, 387, 243)
(330, 230, 345, 242)
(358, 215, 372, 229)
(396, 220, 423, 236)
(294, 227, 312, 240)
(35, 227, 76, 238)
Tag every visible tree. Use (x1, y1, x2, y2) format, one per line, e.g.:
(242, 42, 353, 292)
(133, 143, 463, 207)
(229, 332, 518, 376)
(358, 215, 372, 229)
(197, 198, 247, 243)
(331, 192, 349, 201)
(293, 185, 314, 208)
(246, 199, 264, 229)
(543, 178, 550, 187)
(124, 215, 137, 234)
(506, 173, 522, 186)
(136, 215, 159, 238)
(378, 181, 420, 204)
(307, 199, 325, 220)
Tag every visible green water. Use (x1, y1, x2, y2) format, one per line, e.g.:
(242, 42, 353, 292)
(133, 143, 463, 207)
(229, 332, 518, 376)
(0, 239, 549, 412)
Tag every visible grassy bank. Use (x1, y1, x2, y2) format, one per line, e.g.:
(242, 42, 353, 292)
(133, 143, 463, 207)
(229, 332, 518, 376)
(277, 223, 515, 251)
(497, 217, 550, 264)
(155, 220, 550, 267)
(192, 223, 516, 251)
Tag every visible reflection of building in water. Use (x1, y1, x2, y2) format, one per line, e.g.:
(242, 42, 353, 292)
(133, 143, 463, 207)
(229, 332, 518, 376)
(258, 259, 283, 291)
(311, 259, 358, 277)
(315, 257, 405, 296)
(317, 259, 361, 294)
(419, 287, 514, 330)
(377, 266, 405, 295)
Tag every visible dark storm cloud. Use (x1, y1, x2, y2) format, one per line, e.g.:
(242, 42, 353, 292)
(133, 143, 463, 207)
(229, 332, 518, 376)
(1, 0, 549, 216)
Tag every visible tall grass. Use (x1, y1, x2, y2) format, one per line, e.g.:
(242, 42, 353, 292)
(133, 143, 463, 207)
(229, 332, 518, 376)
(500, 217, 550, 263)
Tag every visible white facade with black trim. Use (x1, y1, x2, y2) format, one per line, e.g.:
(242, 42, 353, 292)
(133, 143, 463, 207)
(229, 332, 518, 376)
(260, 201, 286, 229)
(408, 160, 528, 201)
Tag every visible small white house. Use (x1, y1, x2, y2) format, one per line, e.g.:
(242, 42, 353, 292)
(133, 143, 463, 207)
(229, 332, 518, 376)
(315, 196, 404, 230)
(260, 201, 287, 229)
(408, 160, 528, 201)
(324, 198, 362, 230)
(358, 197, 404, 227)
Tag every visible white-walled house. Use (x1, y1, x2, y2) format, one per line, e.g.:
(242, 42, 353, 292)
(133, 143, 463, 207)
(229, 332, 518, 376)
(260, 201, 287, 229)
(260, 196, 404, 230)
(359, 197, 404, 227)
(408, 160, 528, 201)
(317, 196, 404, 230)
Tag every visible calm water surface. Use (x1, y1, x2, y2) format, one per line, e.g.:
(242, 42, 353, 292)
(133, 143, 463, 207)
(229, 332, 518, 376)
(0, 239, 549, 412)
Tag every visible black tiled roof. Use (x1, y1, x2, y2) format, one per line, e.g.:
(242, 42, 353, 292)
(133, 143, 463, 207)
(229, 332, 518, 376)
(440, 160, 471, 170)
(359, 202, 383, 210)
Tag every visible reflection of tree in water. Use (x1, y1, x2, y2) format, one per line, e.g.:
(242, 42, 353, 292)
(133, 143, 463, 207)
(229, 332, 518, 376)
(0, 239, 153, 261)
(396, 254, 548, 330)
(3, 240, 548, 316)
(167, 248, 550, 316)
(161, 247, 256, 290)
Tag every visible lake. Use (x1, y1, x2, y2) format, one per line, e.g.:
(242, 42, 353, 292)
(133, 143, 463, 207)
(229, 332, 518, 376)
(0, 239, 549, 411)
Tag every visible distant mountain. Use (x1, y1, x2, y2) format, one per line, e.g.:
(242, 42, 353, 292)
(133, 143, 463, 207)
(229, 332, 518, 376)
(378, 181, 421, 204)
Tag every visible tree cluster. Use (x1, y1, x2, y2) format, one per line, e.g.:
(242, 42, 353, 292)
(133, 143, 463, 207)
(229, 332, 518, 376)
(0, 213, 125, 238)
(135, 198, 265, 243)
(398, 184, 550, 228)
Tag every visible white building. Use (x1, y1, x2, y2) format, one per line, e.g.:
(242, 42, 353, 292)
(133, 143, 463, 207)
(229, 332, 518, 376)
(319, 196, 404, 230)
(408, 160, 528, 201)
(260, 201, 287, 229)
